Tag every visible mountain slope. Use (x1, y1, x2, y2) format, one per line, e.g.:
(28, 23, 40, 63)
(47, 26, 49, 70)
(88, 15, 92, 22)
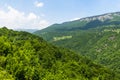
(0, 27, 119, 80)
(34, 12, 120, 76)
(34, 12, 120, 34)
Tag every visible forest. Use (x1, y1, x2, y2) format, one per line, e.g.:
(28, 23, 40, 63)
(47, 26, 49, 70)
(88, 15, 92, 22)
(0, 27, 119, 80)
(34, 12, 120, 80)
(1, 0, 120, 80)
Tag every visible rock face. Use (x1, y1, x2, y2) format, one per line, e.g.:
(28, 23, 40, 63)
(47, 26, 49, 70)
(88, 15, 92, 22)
(80, 12, 120, 22)
(34, 12, 120, 34)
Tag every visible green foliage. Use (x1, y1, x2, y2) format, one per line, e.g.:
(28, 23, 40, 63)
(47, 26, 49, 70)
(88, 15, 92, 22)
(0, 27, 119, 80)
(34, 12, 120, 79)
(0, 67, 14, 80)
(35, 25, 120, 76)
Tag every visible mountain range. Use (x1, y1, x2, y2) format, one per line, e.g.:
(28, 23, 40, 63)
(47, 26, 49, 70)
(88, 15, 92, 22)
(34, 12, 120, 76)
(0, 12, 120, 80)
(14, 29, 38, 33)
(35, 12, 120, 33)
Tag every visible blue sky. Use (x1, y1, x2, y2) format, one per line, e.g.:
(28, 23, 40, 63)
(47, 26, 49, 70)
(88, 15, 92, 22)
(0, 0, 120, 29)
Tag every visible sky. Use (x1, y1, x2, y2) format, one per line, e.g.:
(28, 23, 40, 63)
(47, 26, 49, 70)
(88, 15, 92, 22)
(0, 0, 120, 29)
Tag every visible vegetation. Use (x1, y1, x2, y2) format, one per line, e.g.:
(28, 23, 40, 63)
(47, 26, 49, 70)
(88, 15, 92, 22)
(34, 12, 120, 78)
(35, 27, 120, 74)
(53, 35, 72, 41)
(0, 27, 119, 80)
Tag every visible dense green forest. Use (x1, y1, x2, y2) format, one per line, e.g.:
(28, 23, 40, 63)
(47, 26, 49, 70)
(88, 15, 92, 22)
(1, 27, 119, 80)
(34, 12, 120, 78)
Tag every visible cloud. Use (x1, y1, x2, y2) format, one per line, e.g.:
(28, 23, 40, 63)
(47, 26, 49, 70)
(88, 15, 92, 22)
(39, 20, 48, 27)
(0, 6, 49, 29)
(28, 13, 37, 20)
(34, 1, 44, 8)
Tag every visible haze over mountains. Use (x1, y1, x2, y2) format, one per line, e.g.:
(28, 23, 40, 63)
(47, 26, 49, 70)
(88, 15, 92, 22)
(15, 29, 38, 33)
(34, 12, 120, 77)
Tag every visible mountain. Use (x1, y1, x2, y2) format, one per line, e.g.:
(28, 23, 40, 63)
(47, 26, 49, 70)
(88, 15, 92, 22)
(1, 27, 119, 80)
(35, 12, 120, 34)
(15, 29, 38, 33)
(34, 12, 120, 75)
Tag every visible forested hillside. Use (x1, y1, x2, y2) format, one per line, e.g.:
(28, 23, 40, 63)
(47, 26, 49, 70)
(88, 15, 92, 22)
(0, 27, 119, 80)
(35, 12, 120, 34)
(34, 12, 120, 77)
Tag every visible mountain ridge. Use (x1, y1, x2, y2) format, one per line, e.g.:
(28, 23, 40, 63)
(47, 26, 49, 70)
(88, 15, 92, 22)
(34, 12, 120, 34)
(34, 12, 120, 76)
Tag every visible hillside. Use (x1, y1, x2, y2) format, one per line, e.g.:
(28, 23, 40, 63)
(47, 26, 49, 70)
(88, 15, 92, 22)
(34, 12, 120, 34)
(34, 12, 120, 76)
(0, 27, 119, 80)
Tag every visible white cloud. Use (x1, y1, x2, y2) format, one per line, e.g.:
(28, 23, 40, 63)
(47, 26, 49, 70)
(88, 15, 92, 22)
(39, 20, 48, 28)
(34, 1, 44, 8)
(0, 6, 49, 29)
(28, 13, 37, 20)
